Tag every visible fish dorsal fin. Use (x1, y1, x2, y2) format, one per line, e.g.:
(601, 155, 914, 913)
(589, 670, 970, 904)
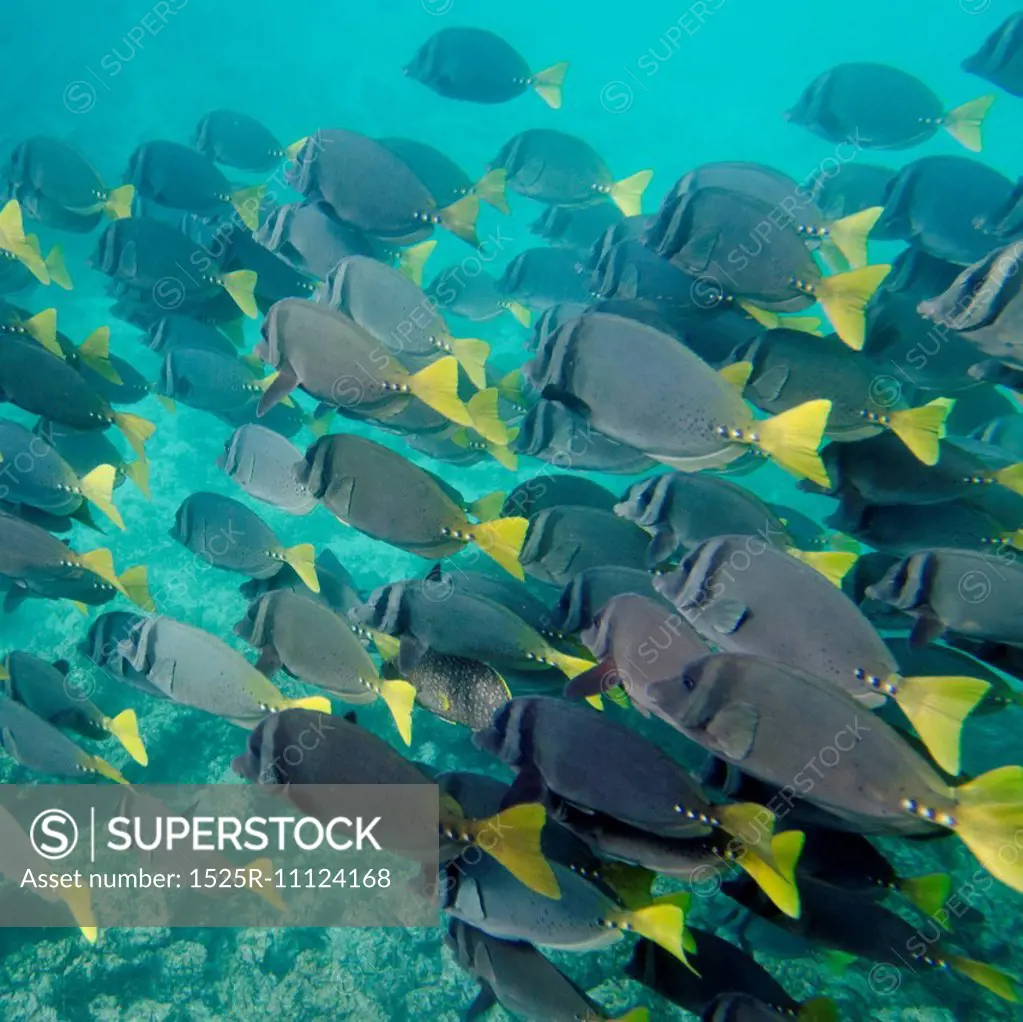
(704, 701, 759, 760)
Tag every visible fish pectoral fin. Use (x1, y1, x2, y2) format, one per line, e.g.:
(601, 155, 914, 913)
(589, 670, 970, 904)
(148, 657, 177, 695)
(704, 701, 759, 760)
(398, 634, 428, 675)
(646, 527, 679, 570)
(674, 227, 719, 274)
(499, 766, 548, 811)
(464, 983, 498, 1022)
(701, 598, 748, 635)
(257, 363, 299, 417)
(750, 364, 790, 403)
(254, 645, 283, 677)
(909, 612, 945, 649)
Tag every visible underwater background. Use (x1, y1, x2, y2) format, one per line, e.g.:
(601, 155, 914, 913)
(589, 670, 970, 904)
(2, 0, 1023, 1019)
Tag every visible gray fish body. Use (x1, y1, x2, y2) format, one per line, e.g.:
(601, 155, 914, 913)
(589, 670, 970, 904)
(0, 509, 77, 578)
(511, 400, 657, 474)
(489, 129, 611, 206)
(126, 140, 233, 217)
(80, 611, 159, 694)
(475, 696, 714, 834)
(0, 419, 89, 516)
(787, 63, 944, 150)
(645, 652, 949, 833)
(219, 424, 315, 514)
(874, 156, 1014, 265)
(591, 238, 704, 313)
(976, 414, 1023, 457)
(528, 312, 753, 469)
(498, 247, 591, 311)
(0, 691, 94, 777)
(124, 615, 273, 724)
(963, 13, 1023, 98)
(240, 549, 363, 616)
(194, 110, 283, 172)
(5, 136, 110, 211)
(531, 201, 623, 254)
(378, 137, 472, 207)
(616, 472, 792, 566)
(2, 652, 102, 735)
(868, 547, 1023, 647)
(502, 474, 617, 519)
(256, 201, 374, 281)
(553, 566, 667, 635)
(520, 505, 651, 586)
(426, 266, 509, 322)
(170, 491, 286, 579)
(145, 316, 237, 356)
(656, 536, 892, 707)
(236, 590, 378, 700)
(419, 567, 555, 634)
(811, 163, 894, 221)
(4, 182, 101, 232)
(703, 993, 796, 1022)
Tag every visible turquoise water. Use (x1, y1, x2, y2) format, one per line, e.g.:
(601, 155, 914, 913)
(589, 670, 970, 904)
(2, 1, 1023, 1019)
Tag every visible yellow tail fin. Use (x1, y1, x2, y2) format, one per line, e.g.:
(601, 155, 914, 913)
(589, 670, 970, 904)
(504, 299, 532, 329)
(738, 830, 804, 919)
(827, 206, 883, 269)
(0, 198, 26, 243)
(79, 465, 124, 530)
(887, 399, 955, 467)
(119, 565, 154, 611)
(531, 61, 569, 109)
(78, 326, 122, 384)
(104, 708, 147, 766)
(994, 463, 1023, 496)
(366, 627, 401, 662)
(231, 184, 265, 231)
(46, 245, 72, 290)
(123, 457, 151, 500)
(283, 694, 332, 714)
(105, 184, 134, 220)
(470, 803, 560, 898)
(244, 857, 287, 912)
(473, 168, 509, 214)
(947, 954, 1019, 1002)
(621, 903, 690, 968)
(466, 387, 509, 444)
(60, 883, 98, 943)
(282, 543, 320, 593)
(397, 239, 436, 286)
(786, 549, 857, 587)
(613, 1010, 649, 1022)
(896, 674, 990, 775)
(783, 315, 825, 335)
(77, 547, 125, 595)
(753, 399, 832, 487)
(438, 194, 480, 246)
(221, 269, 259, 318)
(944, 95, 995, 153)
(719, 361, 753, 393)
(610, 170, 654, 217)
(816, 265, 891, 350)
(717, 802, 777, 863)
(450, 337, 490, 390)
(23, 308, 60, 356)
(898, 872, 951, 919)
(377, 679, 416, 746)
(487, 442, 518, 471)
(467, 490, 506, 522)
(113, 412, 155, 458)
(954, 766, 1023, 893)
(408, 356, 472, 425)
(284, 137, 308, 162)
(798, 998, 838, 1022)
(79, 751, 130, 786)
(547, 649, 598, 680)
(467, 516, 528, 579)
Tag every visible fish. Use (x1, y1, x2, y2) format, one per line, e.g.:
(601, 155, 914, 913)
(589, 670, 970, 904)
(551, 567, 670, 636)
(0, 417, 125, 528)
(615, 472, 794, 567)
(426, 263, 530, 327)
(351, 579, 593, 678)
(519, 505, 653, 585)
(378, 137, 508, 213)
(287, 129, 479, 246)
(810, 163, 895, 222)
(194, 109, 298, 172)
(526, 311, 832, 484)
(0, 333, 154, 456)
(318, 255, 490, 388)
(589, 238, 714, 315)
(502, 474, 618, 520)
(239, 548, 364, 617)
(733, 328, 955, 464)
(866, 547, 1023, 649)
(497, 247, 593, 312)
(80, 610, 159, 695)
(786, 63, 993, 151)
(0, 652, 146, 764)
(873, 156, 1015, 265)
(656, 535, 990, 773)
(0, 200, 52, 285)
(381, 649, 510, 732)
(702, 993, 835, 1021)
(647, 186, 888, 350)
(4, 137, 133, 220)
(405, 28, 567, 108)
(295, 434, 528, 579)
(142, 314, 239, 356)
(169, 491, 319, 592)
(234, 589, 414, 743)
(0, 690, 127, 784)
(255, 200, 378, 282)
(488, 130, 651, 215)
(125, 140, 262, 230)
(256, 298, 472, 427)
(446, 920, 649, 1022)
(975, 414, 1023, 458)
(444, 853, 688, 963)
(531, 201, 624, 254)
(91, 217, 258, 318)
(154, 347, 275, 415)
(218, 424, 316, 515)
(626, 931, 834, 1021)
(233, 707, 558, 897)
(215, 228, 317, 311)
(122, 615, 329, 727)
(963, 13, 1023, 99)
(34, 420, 149, 501)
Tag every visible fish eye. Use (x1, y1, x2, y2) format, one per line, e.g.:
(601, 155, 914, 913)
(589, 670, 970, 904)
(683, 673, 696, 692)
